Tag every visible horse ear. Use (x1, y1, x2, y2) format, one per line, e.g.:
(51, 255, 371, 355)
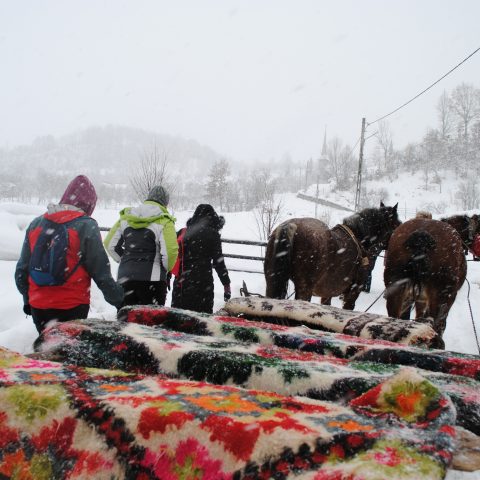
(380, 201, 385, 208)
(393, 203, 398, 212)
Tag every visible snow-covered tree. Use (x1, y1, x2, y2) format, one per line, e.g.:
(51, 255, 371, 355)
(327, 137, 354, 189)
(451, 83, 480, 139)
(206, 159, 230, 210)
(437, 90, 453, 140)
(253, 170, 283, 241)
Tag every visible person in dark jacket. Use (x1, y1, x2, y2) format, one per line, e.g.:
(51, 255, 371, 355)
(15, 175, 124, 333)
(104, 185, 178, 307)
(171, 204, 231, 313)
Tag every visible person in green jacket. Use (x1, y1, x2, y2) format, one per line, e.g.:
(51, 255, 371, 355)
(104, 185, 178, 306)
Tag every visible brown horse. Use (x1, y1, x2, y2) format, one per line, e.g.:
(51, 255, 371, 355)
(441, 214, 480, 257)
(384, 218, 467, 349)
(264, 202, 400, 309)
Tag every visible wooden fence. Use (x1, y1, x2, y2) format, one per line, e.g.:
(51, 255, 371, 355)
(221, 238, 266, 274)
(100, 227, 266, 274)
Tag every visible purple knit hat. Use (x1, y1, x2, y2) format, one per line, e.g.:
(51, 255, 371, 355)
(59, 175, 97, 216)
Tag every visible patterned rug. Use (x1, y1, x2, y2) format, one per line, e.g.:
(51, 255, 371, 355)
(221, 297, 439, 347)
(34, 316, 480, 438)
(119, 305, 480, 380)
(0, 346, 456, 479)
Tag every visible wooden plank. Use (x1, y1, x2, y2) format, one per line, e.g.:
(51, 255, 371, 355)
(221, 238, 267, 247)
(223, 253, 264, 261)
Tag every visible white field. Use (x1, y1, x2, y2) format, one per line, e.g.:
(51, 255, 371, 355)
(1, 173, 479, 479)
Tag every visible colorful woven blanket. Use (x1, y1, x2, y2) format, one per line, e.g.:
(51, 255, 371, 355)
(119, 306, 480, 380)
(34, 316, 480, 437)
(221, 297, 439, 347)
(0, 346, 456, 479)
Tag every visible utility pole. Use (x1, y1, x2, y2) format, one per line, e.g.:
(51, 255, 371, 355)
(354, 117, 367, 212)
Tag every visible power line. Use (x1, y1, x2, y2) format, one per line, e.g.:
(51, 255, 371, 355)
(367, 46, 480, 127)
(364, 131, 378, 141)
(347, 136, 361, 158)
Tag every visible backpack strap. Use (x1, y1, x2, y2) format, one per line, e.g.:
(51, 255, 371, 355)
(172, 228, 187, 278)
(48, 218, 83, 283)
(64, 255, 82, 281)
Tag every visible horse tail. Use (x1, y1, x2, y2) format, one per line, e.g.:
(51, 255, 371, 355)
(264, 221, 297, 298)
(403, 230, 436, 284)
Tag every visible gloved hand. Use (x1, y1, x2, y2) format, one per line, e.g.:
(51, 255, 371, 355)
(224, 284, 231, 302)
(23, 304, 32, 316)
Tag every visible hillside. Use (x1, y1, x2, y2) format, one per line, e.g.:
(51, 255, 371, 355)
(302, 170, 478, 222)
(0, 125, 225, 200)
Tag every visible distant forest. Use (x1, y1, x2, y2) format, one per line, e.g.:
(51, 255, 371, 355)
(0, 82, 479, 212)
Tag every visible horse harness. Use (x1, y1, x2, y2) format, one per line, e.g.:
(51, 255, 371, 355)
(334, 224, 370, 268)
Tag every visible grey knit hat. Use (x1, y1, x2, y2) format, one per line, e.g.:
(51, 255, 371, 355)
(146, 185, 169, 206)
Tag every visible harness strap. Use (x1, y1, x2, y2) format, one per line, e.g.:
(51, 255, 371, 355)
(336, 224, 370, 267)
(466, 278, 480, 355)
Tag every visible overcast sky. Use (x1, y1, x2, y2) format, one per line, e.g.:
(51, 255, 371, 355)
(1, 0, 479, 162)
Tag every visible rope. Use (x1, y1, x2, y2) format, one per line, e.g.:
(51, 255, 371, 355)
(364, 288, 386, 313)
(465, 278, 480, 355)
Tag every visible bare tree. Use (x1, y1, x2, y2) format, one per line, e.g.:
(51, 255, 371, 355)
(456, 178, 479, 210)
(376, 120, 394, 174)
(437, 90, 453, 140)
(451, 83, 480, 139)
(253, 170, 284, 241)
(130, 144, 171, 201)
(420, 129, 442, 190)
(326, 137, 352, 189)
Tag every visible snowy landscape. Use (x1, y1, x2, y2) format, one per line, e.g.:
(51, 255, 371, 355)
(2, 148, 480, 478)
(1, 172, 480, 479)
(2, 170, 480, 358)
(2, 1, 480, 478)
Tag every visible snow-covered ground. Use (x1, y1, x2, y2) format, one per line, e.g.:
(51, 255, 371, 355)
(0, 176, 479, 478)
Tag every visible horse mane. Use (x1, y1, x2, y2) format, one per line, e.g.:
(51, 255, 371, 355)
(342, 207, 392, 251)
(440, 214, 470, 236)
(441, 214, 469, 224)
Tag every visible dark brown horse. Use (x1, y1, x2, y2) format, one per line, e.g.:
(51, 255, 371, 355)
(441, 214, 480, 257)
(264, 202, 400, 309)
(384, 218, 467, 349)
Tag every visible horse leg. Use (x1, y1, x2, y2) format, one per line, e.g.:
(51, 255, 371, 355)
(342, 290, 360, 310)
(387, 294, 413, 320)
(385, 280, 414, 320)
(418, 286, 457, 342)
(414, 289, 429, 320)
(293, 279, 313, 302)
(321, 297, 331, 305)
(399, 305, 412, 320)
(295, 289, 312, 302)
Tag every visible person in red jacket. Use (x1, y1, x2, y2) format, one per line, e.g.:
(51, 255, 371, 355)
(15, 175, 124, 333)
